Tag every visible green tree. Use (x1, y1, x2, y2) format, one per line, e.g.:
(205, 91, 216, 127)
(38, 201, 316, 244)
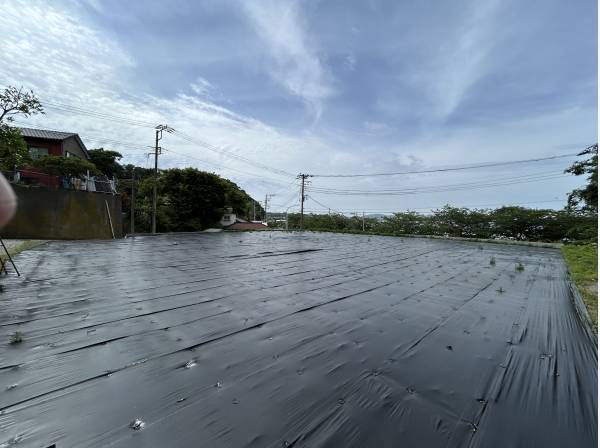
(131, 167, 260, 232)
(31, 155, 99, 177)
(121, 164, 153, 181)
(565, 144, 598, 212)
(0, 86, 44, 123)
(88, 148, 123, 178)
(0, 125, 30, 171)
(0, 86, 44, 170)
(159, 168, 226, 231)
(381, 211, 428, 235)
(286, 205, 596, 242)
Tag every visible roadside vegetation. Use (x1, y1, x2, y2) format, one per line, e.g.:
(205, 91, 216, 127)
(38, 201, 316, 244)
(285, 145, 598, 244)
(0, 240, 45, 264)
(284, 206, 597, 242)
(9, 331, 23, 344)
(562, 244, 598, 329)
(130, 167, 261, 232)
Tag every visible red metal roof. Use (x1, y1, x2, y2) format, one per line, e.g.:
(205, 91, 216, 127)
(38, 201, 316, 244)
(226, 222, 269, 230)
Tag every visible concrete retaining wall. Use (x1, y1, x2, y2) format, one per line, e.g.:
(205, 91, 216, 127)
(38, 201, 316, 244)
(2, 184, 122, 239)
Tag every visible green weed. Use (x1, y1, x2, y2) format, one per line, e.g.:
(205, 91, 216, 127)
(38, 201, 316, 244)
(9, 331, 23, 344)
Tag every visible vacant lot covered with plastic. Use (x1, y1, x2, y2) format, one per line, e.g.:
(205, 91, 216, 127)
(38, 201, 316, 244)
(0, 232, 596, 447)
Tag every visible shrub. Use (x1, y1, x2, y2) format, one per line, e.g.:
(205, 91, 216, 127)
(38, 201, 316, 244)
(30, 155, 99, 177)
(9, 331, 23, 344)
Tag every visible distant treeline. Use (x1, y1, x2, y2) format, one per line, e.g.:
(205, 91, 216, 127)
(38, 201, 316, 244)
(285, 206, 597, 242)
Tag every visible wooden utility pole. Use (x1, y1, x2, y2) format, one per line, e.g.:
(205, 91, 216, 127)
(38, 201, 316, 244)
(130, 170, 135, 234)
(151, 124, 173, 234)
(264, 194, 276, 224)
(151, 128, 160, 234)
(264, 194, 268, 221)
(297, 174, 310, 230)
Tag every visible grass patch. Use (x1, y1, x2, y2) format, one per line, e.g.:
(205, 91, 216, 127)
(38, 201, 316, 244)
(0, 240, 45, 264)
(9, 331, 23, 344)
(515, 262, 525, 272)
(562, 244, 598, 330)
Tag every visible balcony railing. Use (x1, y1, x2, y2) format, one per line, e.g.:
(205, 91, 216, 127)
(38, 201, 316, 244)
(2, 170, 118, 194)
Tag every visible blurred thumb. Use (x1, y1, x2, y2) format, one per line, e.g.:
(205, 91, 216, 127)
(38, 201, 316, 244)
(0, 173, 16, 228)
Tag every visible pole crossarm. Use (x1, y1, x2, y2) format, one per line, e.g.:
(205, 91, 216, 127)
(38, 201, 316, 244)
(151, 124, 174, 234)
(296, 174, 312, 230)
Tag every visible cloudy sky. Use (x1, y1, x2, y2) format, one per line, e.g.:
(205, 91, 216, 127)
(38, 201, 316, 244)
(1, 0, 596, 213)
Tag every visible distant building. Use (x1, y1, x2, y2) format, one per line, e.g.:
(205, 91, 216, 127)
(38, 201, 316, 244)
(220, 206, 268, 230)
(220, 207, 238, 227)
(19, 127, 90, 160)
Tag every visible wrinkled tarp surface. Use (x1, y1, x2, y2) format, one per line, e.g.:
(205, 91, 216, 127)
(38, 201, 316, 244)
(0, 232, 596, 447)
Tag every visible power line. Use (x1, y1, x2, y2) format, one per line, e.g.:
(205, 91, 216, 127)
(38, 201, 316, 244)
(172, 130, 295, 178)
(310, 152, 582, 178)
(15, 119, 292, 186)
(309, 170, 562, 193)
(270, 190, 300, 209)
(10, 90, 295, 180)
(306, 195, 343, 215)
(165, 148, 292, 187)
(308, 173, 568, 196)
(35, 101, 157, 129)
(12, 120, 151, 149)
(297, 198, 567, 214)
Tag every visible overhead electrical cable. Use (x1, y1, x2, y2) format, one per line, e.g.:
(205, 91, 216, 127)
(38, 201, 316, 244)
(172, 130, 295, 178)
(11, 91, 295, 180)
(310, 153, 581, 178)
(164, 148, 292, 187)
(11, 120, 153, 152)
(295, 198, 567, 214)
(308, 174, 568, 196)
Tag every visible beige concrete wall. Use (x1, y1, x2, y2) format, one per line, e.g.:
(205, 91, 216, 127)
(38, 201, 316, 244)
(2, 184, 122, 239)
(62, 136, 89, 159)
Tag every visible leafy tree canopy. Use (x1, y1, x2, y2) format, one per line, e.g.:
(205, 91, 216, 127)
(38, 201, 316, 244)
(30, 155, 100, 177)
(0, 86, 43, 171)
(0, 86, 44, 123)
(131, 167, 259, 232)
(286, 205, 597, 242)
(565, 144, 598, 212)
(0, 125, 30, 171)
(88, 148, 123, 178)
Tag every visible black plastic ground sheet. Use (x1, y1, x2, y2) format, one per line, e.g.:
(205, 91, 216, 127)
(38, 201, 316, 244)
(0, 232, 596, 447)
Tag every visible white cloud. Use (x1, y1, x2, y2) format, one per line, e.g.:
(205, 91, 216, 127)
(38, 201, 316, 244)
(0, 1, 134, 97)
(363, 121, 391, 133)
(410, 0, 502, 122)
(190, 77, 215, 97)
(238, 0, 334, 120)
(82, 0, 105, 14)
(0, 1, 344, 200)
(345, 54, 356, 71)
(0, 0, 591, 214)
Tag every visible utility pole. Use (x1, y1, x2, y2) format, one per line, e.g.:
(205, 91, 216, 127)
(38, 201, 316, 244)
(151, 128, 160, 234)
(130, 170, 135, 235)
(151, 124, 174, 234)
(264, 194, 276, 223)
(253, 201, 256, 221)
(297, 174, 311, 230)
(362, 212, 365, 232)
